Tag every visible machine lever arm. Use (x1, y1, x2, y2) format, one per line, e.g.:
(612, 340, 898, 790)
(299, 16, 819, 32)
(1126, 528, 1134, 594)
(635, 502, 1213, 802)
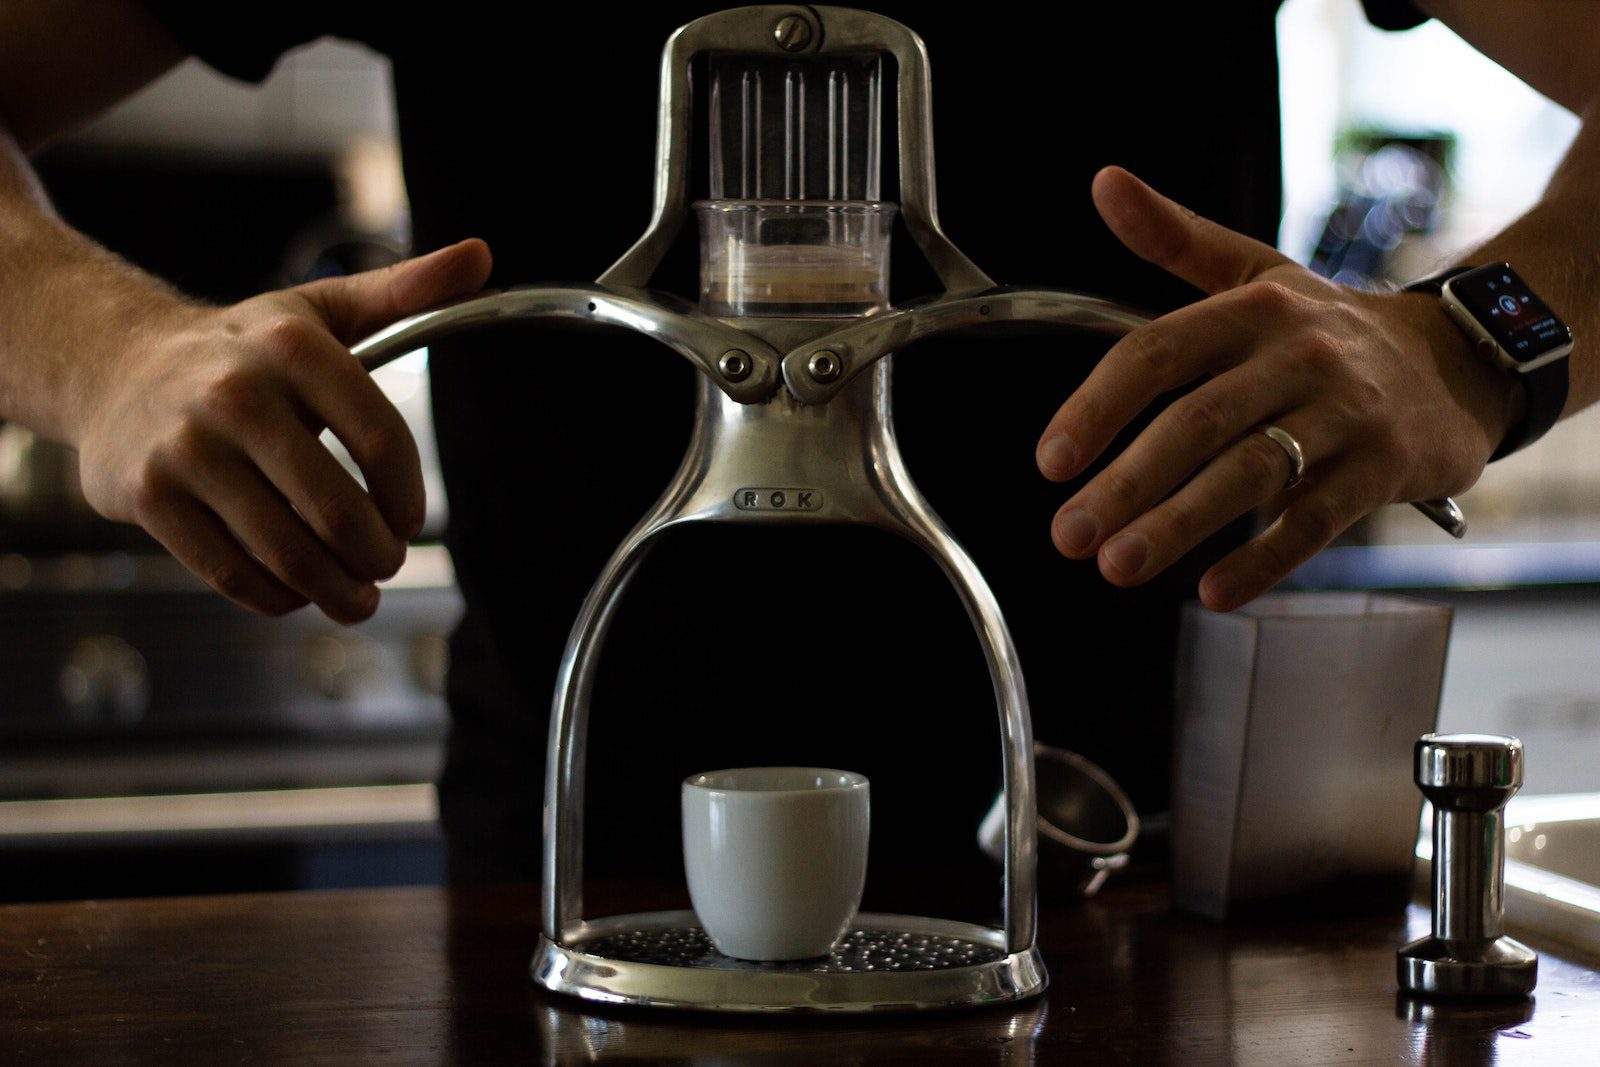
(350, 284, 782, 403)
(779, 287, 1153, 404)
(779, 286, 1465, 538)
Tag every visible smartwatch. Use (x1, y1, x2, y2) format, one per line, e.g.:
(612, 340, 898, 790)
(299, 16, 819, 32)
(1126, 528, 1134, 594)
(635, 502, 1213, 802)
(1404, 263, 1573, 461)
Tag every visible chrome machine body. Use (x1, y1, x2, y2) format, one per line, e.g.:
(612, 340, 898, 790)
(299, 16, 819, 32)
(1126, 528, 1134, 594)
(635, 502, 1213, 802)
(352, 5, 1154, 1012)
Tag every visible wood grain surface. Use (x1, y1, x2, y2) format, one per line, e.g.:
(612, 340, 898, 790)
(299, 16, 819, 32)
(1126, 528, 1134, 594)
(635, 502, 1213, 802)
(3, 874, 1598, 1064)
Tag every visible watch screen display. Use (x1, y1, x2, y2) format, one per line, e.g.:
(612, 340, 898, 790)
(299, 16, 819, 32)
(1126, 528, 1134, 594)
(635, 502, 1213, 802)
(1451, 264, 1572, 363)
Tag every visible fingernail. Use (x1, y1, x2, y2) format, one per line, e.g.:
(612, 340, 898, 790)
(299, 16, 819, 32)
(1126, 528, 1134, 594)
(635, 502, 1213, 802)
(1201, 572, 1237, 610)
(1038, 437, 1077, 476)
(1055, 509, 1098, 555)
(354, 585, 380, 616)
(1102, 533, 1149, 580)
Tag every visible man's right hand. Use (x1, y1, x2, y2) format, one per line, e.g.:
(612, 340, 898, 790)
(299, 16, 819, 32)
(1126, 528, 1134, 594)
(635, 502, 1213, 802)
(73, 238, 493, 624)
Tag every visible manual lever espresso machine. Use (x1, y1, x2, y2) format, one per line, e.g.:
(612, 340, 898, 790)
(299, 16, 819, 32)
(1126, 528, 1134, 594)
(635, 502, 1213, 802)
(352, 6, 1156, 1012)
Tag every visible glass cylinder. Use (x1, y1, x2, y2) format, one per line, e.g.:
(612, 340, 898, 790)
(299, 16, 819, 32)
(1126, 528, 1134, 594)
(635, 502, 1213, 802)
(697, 51, 891, 319)
(696, 200, 894, 318)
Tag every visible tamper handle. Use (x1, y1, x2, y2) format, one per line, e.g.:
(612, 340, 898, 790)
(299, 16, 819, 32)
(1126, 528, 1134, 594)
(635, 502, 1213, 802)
(1400, 731, 1535, 999)
(1416, 734, 1523, 947)
(1416, 733, 1523, 797)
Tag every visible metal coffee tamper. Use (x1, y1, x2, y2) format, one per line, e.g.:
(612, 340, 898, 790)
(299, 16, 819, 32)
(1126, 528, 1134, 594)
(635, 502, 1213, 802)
(1398, 733, 1537, 999)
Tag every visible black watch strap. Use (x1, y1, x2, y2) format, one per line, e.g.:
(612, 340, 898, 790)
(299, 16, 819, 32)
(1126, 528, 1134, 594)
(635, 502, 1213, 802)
(1492, 359, 1568, 462)
(1404, 266, 1568, 462)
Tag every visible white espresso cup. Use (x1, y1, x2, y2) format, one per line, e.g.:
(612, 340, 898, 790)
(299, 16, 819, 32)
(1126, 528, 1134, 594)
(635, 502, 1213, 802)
(682, 767, 870, 961)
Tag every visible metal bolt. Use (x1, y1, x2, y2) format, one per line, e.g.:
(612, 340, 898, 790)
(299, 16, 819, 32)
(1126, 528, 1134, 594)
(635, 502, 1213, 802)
(773, 13, 813, 52)
(718, 349, 752, 383)
(807, 350, 842, 384)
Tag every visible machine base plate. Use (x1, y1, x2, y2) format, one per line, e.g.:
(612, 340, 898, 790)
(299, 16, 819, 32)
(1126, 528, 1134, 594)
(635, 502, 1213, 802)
(532, 909, 1047, 1012)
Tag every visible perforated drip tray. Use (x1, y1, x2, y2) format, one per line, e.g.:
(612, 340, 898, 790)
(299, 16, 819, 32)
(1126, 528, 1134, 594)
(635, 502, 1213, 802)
(582, 923, 1006, 972)
(532, 909, 1046, 1012)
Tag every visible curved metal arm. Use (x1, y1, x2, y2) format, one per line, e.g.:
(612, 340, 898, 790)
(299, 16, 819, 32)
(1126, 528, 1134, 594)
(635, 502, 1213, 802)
(350, 285, 781, 403)
(779, 287, 1467, 538)
(780, 288, 1154, 404)
(868, 461, 1039, 955)
(544, 511, 685, 943)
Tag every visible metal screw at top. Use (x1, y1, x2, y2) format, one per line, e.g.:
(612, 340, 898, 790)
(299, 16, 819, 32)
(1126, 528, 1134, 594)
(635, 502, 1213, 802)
(773, 13, 813, 52)
(718, 349, 752, 383)
(807, 350, 842, 384)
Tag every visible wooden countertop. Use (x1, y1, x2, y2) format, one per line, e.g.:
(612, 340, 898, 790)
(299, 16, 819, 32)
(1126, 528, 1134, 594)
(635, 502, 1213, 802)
(3, 875, 1598, 1064)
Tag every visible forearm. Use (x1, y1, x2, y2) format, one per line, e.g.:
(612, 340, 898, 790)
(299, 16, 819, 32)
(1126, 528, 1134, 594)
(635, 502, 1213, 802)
(0, 124, 197, 444)
(0, 2, 487, 625)
(1416, 0, 1600, 418)
(1447, 110, 1600, 417)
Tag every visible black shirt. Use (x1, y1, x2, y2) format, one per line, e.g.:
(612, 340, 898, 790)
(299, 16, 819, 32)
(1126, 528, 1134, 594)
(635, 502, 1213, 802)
(145, 2, 1423, 880)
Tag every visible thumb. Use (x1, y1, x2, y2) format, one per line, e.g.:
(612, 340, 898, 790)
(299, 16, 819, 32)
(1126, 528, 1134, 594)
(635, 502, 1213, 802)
(1092, 166, 1290, 295)
(296, 238, 494, 345)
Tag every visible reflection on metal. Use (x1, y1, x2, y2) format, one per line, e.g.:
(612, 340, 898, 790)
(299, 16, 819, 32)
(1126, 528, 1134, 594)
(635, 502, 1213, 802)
(533, 989, 1048, 1058)
(1420, 791, 1600, 961)
(531, 911, 1045, 1013)
(1413, 497, 1467, 540)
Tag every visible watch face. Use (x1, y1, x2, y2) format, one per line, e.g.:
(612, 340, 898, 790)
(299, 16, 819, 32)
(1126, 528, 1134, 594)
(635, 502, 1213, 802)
(1450, 264, 1573, 364)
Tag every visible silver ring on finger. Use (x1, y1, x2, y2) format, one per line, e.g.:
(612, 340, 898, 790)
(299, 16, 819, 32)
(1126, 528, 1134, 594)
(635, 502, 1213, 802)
(1258, 424, 1305, 490)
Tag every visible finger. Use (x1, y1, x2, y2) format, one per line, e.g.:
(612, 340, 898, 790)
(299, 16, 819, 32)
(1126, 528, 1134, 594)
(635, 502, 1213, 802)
(281, 328, 426, 542)
(1198, 459, 1390, 612)
(1093, 415, 1338, 588)
(243, 392, 408, 582)
(142, 495, 309, 617)
(1091, 166, 1294, 295)
(1049, 359, 1316, 558)
(186, 452, 381, 624)
(295, 238, 493, 346)
(1037, 282, 1304, 481)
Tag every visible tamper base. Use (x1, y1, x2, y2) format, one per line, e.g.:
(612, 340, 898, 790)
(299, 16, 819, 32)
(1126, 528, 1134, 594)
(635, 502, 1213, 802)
(1397, 933, 1538, 999)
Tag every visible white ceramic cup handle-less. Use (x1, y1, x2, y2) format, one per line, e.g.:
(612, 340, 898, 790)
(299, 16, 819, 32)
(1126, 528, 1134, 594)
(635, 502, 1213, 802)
(682, 767, 870, 961)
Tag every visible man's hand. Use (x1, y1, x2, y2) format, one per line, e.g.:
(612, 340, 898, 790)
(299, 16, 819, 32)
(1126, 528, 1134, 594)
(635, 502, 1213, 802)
(74, 238, 493, 623)
(1036, 167, 1520, 612)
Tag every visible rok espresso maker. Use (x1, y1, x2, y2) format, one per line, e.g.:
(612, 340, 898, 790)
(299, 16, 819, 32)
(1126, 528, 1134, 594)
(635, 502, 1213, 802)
(352, 6, 1157, 1012)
